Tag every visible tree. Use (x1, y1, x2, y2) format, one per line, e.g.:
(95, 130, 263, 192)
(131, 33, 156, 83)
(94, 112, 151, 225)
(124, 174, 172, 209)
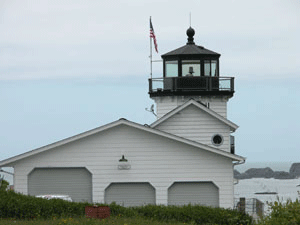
(0, 176, 9, 191)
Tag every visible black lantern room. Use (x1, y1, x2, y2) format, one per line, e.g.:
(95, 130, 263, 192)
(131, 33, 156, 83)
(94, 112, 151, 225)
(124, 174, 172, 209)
(149, 27, 234, 98)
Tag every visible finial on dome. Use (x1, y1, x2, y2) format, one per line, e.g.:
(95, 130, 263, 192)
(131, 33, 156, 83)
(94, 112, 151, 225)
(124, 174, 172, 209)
(186, 27, 195, 45)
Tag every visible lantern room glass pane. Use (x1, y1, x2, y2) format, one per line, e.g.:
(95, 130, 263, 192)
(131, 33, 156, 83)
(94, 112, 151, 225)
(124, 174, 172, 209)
(165, 61, 178, 77)
(204, 60, 211, 76)
(182, 60, 201, 76)
(211, 60, 217, 76)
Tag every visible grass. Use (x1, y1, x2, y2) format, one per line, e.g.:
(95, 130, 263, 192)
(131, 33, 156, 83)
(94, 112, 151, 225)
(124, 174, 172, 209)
(0, 216, 194, 225)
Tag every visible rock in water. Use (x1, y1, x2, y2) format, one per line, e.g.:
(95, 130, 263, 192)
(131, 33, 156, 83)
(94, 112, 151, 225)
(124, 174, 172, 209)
(244, 167, 274, 179)
(289, 163, 300, 178)
(273, 171, 295, 179)
(234, 170, 241, 179)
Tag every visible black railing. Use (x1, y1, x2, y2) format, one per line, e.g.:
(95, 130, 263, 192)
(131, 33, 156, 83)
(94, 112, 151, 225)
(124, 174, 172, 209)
(149, 76, 234, 95)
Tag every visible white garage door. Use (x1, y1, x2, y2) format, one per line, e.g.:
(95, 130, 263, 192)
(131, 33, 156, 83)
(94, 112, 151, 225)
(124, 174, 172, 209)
(168, 182, 219, 207)
(28, 167, 92, 203)
(105, 182, 155, 207)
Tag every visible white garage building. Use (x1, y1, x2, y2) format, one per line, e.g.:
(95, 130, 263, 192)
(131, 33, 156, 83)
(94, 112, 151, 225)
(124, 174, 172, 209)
(0, 27, 245, 208)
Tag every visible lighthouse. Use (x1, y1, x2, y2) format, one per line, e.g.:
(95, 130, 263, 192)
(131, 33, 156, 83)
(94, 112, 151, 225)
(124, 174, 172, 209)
(149, 27, 234, 119)
(149, 27, 237, 154)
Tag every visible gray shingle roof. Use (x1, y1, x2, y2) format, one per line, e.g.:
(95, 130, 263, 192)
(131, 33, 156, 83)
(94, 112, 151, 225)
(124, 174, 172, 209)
(162, 44, 220, 57)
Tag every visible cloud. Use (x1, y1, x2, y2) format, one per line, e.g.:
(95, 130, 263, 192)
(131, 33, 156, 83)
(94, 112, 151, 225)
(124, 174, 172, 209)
(0, 0, 299, 80)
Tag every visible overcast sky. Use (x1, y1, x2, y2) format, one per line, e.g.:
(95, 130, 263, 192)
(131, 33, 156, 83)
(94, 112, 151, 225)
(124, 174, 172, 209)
(1, 0, 300, 174)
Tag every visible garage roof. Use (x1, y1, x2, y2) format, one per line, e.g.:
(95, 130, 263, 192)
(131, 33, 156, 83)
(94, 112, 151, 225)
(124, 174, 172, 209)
(0, 118, 244, 167)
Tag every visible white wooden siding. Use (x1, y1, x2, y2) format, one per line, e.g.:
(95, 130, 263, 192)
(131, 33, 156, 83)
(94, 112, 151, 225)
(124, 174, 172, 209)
(155, 104, 231, 152)
(152, 96, 228, 118)
(12, 124, 234, 208)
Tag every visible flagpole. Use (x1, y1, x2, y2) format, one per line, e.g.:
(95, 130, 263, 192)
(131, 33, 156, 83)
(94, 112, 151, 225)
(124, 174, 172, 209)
(150, 16, 153, 79)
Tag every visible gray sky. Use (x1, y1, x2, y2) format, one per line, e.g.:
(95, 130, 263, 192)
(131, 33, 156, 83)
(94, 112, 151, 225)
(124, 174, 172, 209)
(1, 0, 300, 170)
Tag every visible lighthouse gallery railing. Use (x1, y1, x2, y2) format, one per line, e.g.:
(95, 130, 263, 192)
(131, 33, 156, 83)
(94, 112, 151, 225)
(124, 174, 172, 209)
(149, 76, 234, 93)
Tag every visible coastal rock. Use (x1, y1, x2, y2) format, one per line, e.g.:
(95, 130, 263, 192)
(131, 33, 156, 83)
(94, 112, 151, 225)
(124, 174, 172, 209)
(235, 172, 251, 179)
(234, 163, 300, 180)
(234, 170, 243, 179)
(244, 167, 274, 179)
(234, 169, 241, 176)
(289, 163, 300, 178)
(273, 171, 294, 179)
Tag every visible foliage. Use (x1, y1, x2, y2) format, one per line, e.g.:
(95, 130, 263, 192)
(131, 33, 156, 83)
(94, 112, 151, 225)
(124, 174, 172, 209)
(0, 190, 253, 224)
(107, 202, 138, 217)
(0, 179, 9, 191)
(0, 190, 86, 219)
(257, 199, 300, 225)
(132, 204, 253, 225)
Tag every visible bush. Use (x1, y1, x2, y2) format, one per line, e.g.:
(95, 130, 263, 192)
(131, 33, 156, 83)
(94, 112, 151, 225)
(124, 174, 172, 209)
(0, 190, 253, 224)
(0, 179, 9, 191)
(257, 199, 300, 225)
(0, 190, 86, 219)
(107, 202, 137, 217)
(132, 204, 253, 225)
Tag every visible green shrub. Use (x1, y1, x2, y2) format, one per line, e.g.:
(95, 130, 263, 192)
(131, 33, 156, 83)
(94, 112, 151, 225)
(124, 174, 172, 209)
(257, 199, 300, 225)
(0, 190, 253, 224)
(132, 204, 253, 225)
(0, 190, 86, 219)
(0, 179, 9, 191)
(106, 202, 137, 217)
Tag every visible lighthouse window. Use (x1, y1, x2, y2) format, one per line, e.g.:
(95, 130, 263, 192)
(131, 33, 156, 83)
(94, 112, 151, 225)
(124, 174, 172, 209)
(211, 60, 217, 76)
(204, 60, 211, 76)
(182, 60, 201, 76)
(165, 61, 178, 77)
(212, 134, 223, 146)
(204, 60, 218, 76)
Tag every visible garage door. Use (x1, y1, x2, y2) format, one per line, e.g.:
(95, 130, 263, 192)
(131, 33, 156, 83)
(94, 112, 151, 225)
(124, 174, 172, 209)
(105, 182, 155, 207)
(168, 182, 219, 207)
(28, 167, 92, 203)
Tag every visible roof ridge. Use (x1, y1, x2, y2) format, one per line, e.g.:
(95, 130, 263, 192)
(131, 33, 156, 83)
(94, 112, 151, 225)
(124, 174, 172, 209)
(0, 117, 243, 166)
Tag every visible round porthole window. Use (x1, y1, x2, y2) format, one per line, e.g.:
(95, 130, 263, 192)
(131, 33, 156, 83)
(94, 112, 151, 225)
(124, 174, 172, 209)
(212, 134, 223, 146)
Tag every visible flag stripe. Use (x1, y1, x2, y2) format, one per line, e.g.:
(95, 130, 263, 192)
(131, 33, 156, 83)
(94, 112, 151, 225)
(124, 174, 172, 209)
(150, 18, 158, 53)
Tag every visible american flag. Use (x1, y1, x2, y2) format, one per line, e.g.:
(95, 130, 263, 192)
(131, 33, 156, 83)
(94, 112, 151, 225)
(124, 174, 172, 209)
(150, 18, 158, 53)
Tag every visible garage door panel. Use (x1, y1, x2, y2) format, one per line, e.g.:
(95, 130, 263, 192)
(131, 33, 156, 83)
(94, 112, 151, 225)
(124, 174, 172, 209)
(168, 182, 219, 207)
(105, 182, 155, 207)
(28, 168, 92, 203)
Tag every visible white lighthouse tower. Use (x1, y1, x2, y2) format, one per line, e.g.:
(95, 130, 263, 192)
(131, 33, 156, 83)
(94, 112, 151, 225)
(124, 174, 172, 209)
(149, 27, 237, 154)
